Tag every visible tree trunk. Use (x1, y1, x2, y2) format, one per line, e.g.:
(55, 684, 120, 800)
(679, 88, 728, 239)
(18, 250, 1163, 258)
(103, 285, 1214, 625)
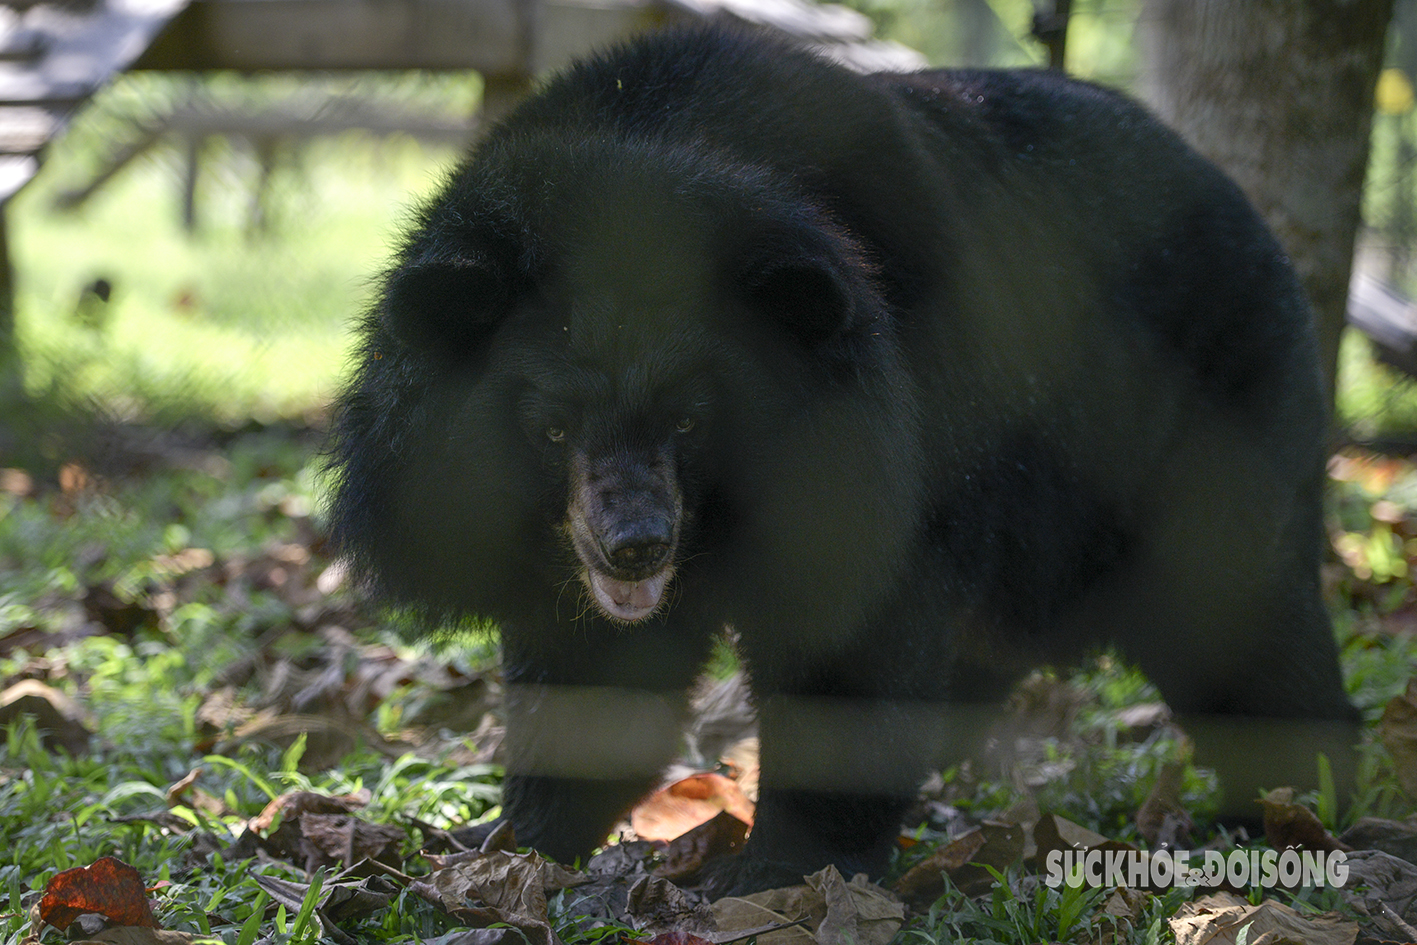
(1137, 0, 1393, 409)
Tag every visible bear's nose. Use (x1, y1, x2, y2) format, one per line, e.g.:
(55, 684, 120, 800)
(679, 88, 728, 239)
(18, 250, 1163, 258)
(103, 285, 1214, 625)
(603, 521, 673, 574)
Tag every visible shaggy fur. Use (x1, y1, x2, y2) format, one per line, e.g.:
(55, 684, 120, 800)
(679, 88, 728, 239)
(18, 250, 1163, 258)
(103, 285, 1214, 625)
(327, 26, 1356, 892)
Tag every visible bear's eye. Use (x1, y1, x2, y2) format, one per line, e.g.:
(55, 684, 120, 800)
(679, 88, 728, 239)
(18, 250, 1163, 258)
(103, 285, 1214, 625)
(546, 426, 566, 443)
(676, 417, 695, 434)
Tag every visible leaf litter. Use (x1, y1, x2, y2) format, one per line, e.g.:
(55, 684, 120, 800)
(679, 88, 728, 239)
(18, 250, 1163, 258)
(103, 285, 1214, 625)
(6, 433, 1417, 943)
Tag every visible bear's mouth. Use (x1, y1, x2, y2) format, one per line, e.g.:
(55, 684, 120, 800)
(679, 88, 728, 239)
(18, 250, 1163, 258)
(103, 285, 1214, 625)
(586, 567, 673, 623)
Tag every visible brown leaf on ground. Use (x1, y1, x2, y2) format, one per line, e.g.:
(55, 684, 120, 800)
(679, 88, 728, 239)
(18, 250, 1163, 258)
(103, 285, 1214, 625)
(0, 679, 93, 754)
(655, 811, 751, 882)
(1261, 788, 1349, 853)
(645, 932, 717, 945)
(251, 789, 371, 832)
(241, 789, 380, 867)
(808, 866, 903, 945)
(632, 772, 755, 841)
(413, 849, 588, 945)
(69, 929, 217, 944)
(891, 828, 986, 904)
(892, 820, 1025, 902)
(247, 873, 350, 944)
(1339, 849, 1417, 944)
(711, 866, 901, 945)
(1379, 676, 1417, 800)
(301, 812, 406, 870)
(249, 870, 396, 933)
(1170, 891, 1356, 945)
(164, 769, 233, 818)
(626, 874, 717, 935)
(37, 857, 158, 932)
(1033, 812, 1117, 861)
(479, 819, 519, 853)
(710, 880, 823, 945)
(1340, 815, 1417, 864)
(418, 932, 521, 945)
(1100, 886, 1151, 923)
(1094, 886, 1154, 945)
(1135, 748, 1194, 847)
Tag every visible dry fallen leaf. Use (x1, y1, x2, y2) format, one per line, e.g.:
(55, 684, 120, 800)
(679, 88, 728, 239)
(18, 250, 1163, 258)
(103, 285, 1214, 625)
(892, 820, 1025, 902)
(70, 929, 218, 944)
(414, 848, 587, 945)
(645, 932, 717, 945)
(892, 827, 987, 904)
(710, 880, 822, 945)
(1339, 814, 1417, 863)
(300, 812, 406, 870)
(1170, 891, 1356, 945)
(1135, 752, 1194, 847)
(1100, 886, 1151, 924)
(1261, 788, 1349, 854)
(1379, 676, 1417, 800)
(711, 866, 901, 945)
(1337, 849, 1417, 944)
(37, 857, 158, 933)
(1033, 812, 1116, 860)
(0, 679, 94, 755)
(251, 789, 372, 833)
(625, 874, 717, 935)
(164, 769, 233, 818)
(808, 866, 903, 945)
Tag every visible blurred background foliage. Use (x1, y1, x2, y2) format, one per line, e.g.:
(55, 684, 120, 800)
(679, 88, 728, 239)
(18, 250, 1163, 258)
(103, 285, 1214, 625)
(9, 0, 1417, 440)
(12, 70, 483, 430)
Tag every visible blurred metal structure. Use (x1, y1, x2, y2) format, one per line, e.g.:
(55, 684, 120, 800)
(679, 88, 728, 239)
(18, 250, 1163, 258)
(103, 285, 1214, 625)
(0, 0, 184, 205)
(0, 0, 922, 348)
(3, 0, 923, 205)
(1349, 271, 1417, 377)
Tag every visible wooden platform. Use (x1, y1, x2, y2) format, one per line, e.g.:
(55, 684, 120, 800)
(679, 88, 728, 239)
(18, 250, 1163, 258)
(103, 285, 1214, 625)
(0, 0, 919, 350)
(0, 0, 187, 203)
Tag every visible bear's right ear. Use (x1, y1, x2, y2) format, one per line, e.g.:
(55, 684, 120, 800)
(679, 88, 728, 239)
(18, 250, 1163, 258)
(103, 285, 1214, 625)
(382, 246, 521, 357)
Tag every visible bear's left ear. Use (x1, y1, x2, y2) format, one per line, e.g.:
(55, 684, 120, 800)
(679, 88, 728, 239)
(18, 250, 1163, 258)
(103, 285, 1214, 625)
(734, 221, 880, 347)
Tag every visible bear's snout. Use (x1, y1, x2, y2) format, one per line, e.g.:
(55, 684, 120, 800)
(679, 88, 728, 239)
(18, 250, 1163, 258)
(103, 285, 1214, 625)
(601, 519, 674, 576)
(568, 447, 683, 622)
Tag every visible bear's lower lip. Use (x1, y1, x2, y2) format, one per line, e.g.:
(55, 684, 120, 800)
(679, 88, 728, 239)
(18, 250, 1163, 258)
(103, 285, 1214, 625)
(588, 568, 671, 622)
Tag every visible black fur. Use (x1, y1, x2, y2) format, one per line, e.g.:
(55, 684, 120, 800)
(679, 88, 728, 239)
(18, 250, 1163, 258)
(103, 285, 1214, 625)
(327, 26, 1357, 891)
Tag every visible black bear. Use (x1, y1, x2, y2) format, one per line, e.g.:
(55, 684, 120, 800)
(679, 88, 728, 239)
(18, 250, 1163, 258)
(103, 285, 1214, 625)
(326, 25, 1358, 892)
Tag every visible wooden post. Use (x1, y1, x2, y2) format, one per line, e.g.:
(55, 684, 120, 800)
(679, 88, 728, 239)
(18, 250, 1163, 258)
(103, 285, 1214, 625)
(1031, 0, 1072, 71)
(181, 134, 200, 233)
(0, 204, 23, 408)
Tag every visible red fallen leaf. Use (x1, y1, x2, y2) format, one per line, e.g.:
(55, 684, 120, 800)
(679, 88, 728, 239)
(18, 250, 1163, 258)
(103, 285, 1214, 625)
(632, 772, 754, 842)
(38, 857, 158, 931)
